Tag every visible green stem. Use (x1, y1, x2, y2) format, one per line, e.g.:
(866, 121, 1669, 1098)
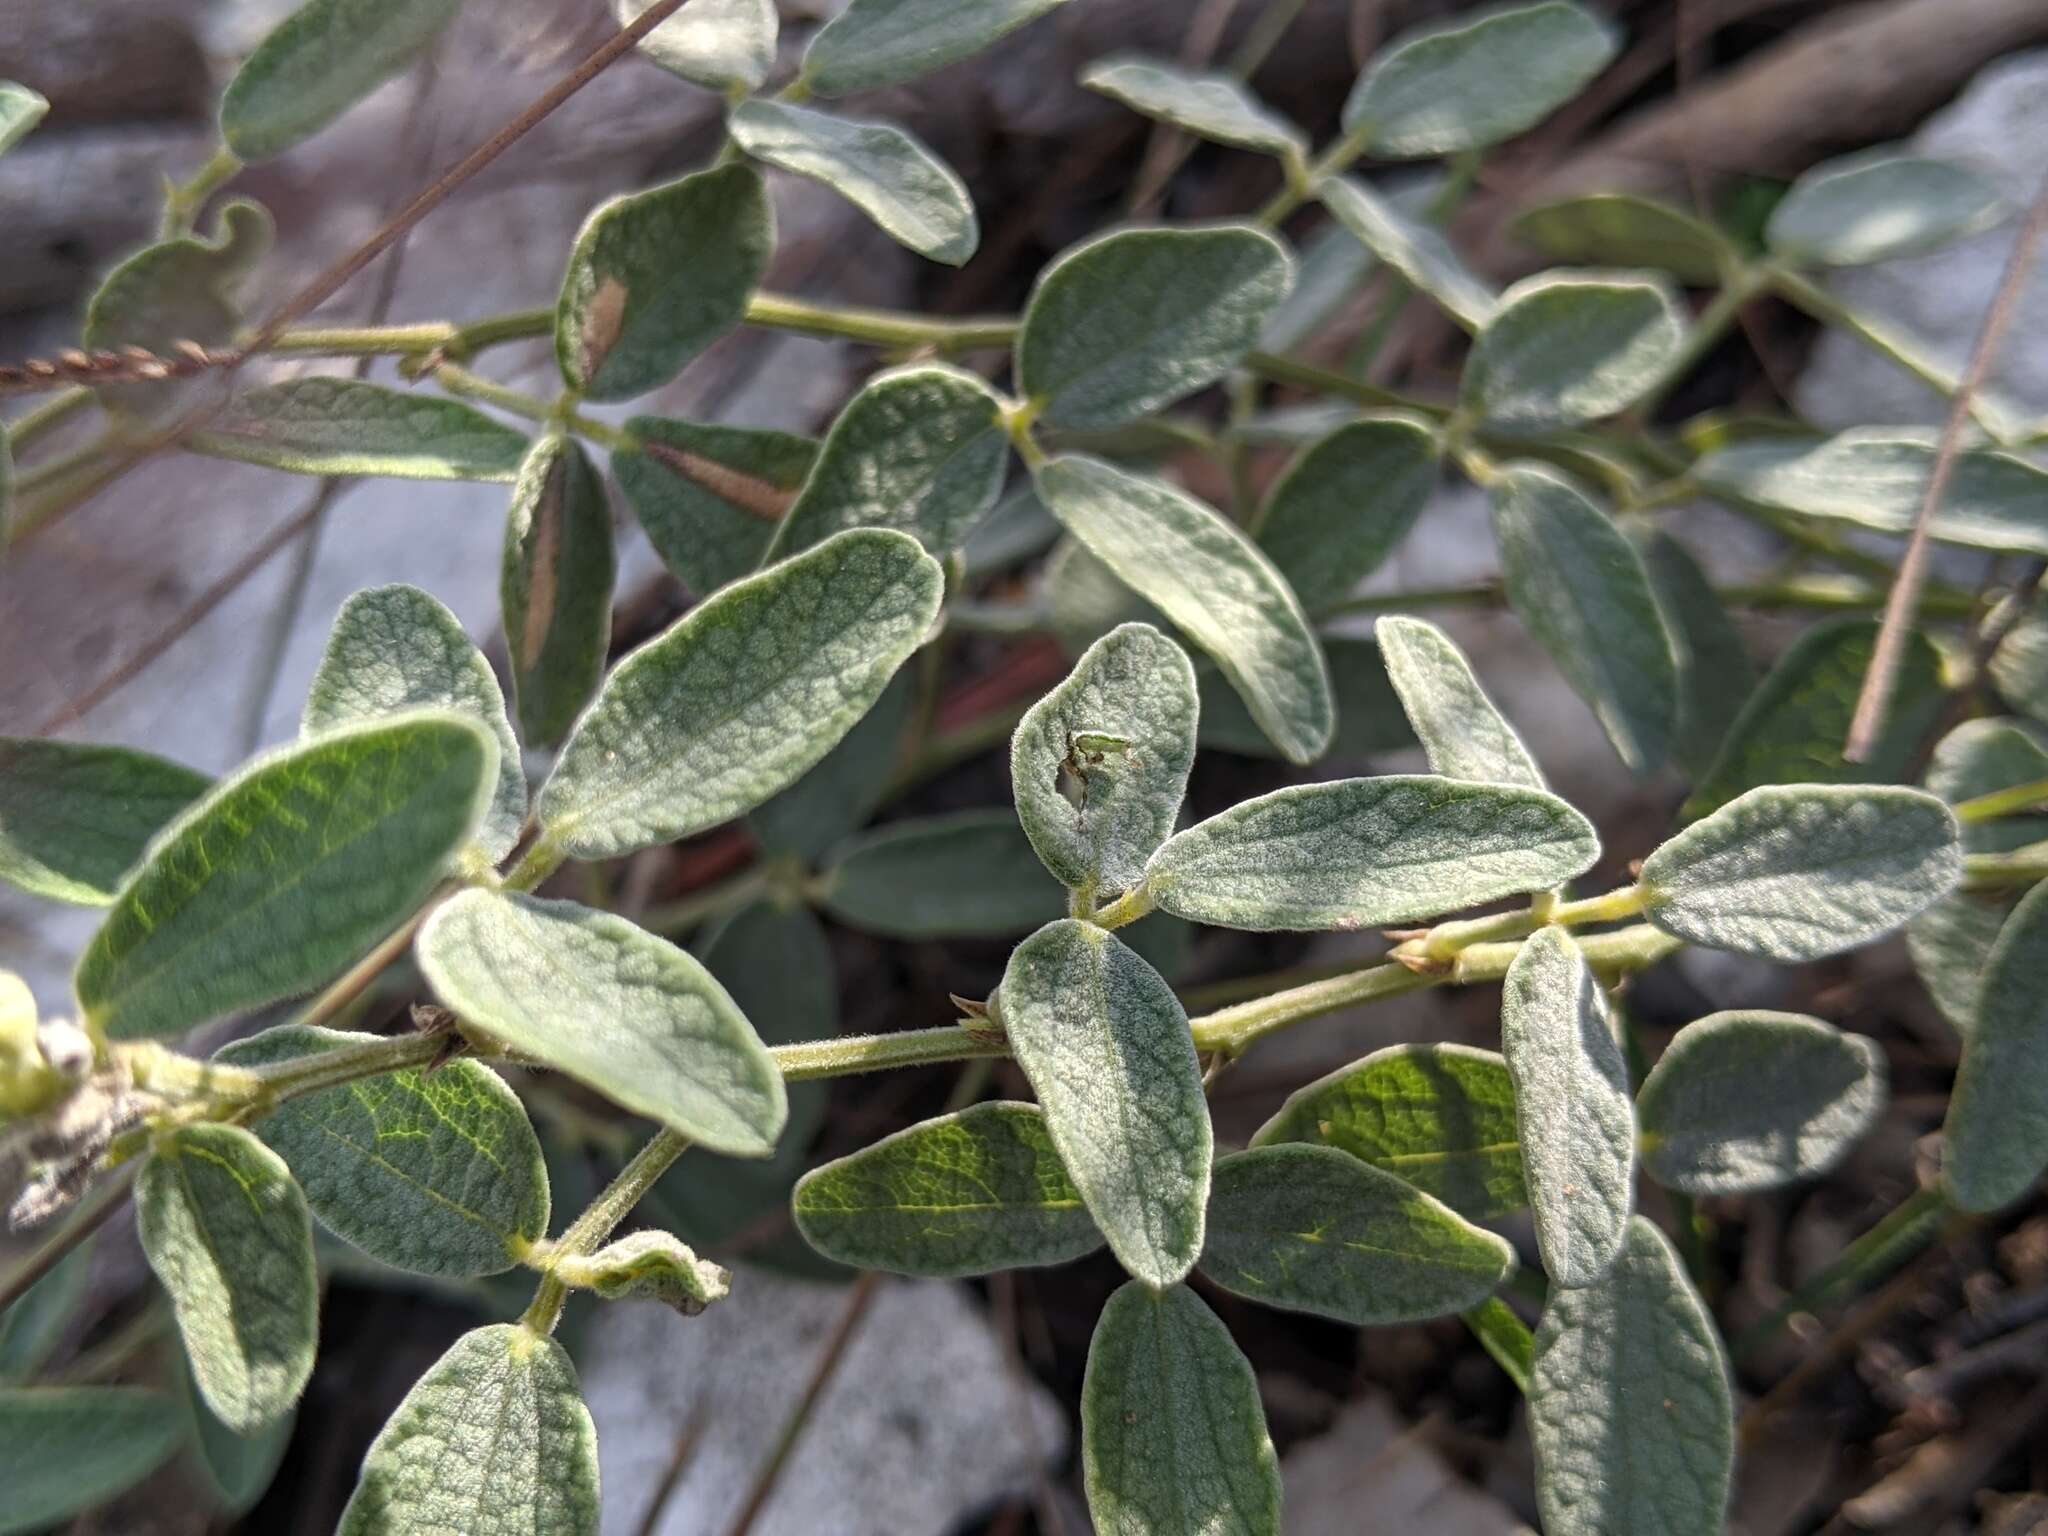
(5, 387, 95, 454)
(523, 1127, 694, 1333)
(160, 146, 243, 237)
(1242, 350, 1441, 415)
(1962, 841, 2048, 890)
(1407, 885, 1648, 963)
(430, 363, 631, 453)
(1257, 116, 1375, 226)
(742, 292, 1016, 352)
(1090, 884, 1156, 931)
(1462, 1297, 1533, 1394)
(1956, 776, 2048, 824)
(1629, 266, 1767, 421)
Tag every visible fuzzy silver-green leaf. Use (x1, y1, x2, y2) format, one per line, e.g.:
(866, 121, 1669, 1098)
(191, 377, 530, 481)
(1510, 193, 1736, 287)
(1766, 152, 2007, 266)
(1255, 415, 1437, 612)
(0, 738, 210, 906)
(0, 81, 47, 155)
(1944, 879, 2048, 1212)
(1319, 176, 1497, 329)
(501, 433, 615, 750)
(1375, 615, 1546, 789)
(817, 809, 1067, 939)
(0, 1388, 183, 1535)
(614, 416, 815, 597)
(802, 0, 1071, 95)
(617, 0, 774, 91)
(1464, 273, 1685, 433)
(1080, 55, 1306, 159)
(556, 1230, 729, 1316)
(1638, 530, 1757, 781)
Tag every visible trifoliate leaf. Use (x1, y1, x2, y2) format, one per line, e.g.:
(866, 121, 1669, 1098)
(1684, 618, 1945, 816)
(418, 889, 786, 1157)
(538, 528, 942, 860)
(816, 809, 1067, 938)
(802, 0, 1071, 95)
(617, 0, 775, 91)
(83, 200, 271, 424)
(220, 0, 466, 159)
(1637, 1012, 1886, 1195)
(500, 433, 615, 751)
(0, 1237, 92, 1384)
(338, 1324, 598, 1536)
(556, 1230, 729, 1316)
(794, 1102, 1102, 1276)
(1341, 0, 1617, 157)
(1197, 637, 1417, 762)
(1082, 1281, 1280, 1536)
(218, 1024, 550, 1277)
(1080, 55, 1306, 159)
(181, 1347, 296, 1518)
(1255, 415, 1438, 612)
(1201, 1144, 1513, 1323)
(1147, 775, 1597, 931)
(999, 920, 1210, 1287)
(1944, 879, 2048, 1212)
(1463, 273, 1685, 433)
(1695, 429, 2048, 558)
(191, 378, 530, 480)
(1017, 226, 1293, 430)
(1637, 530, 1756, 781)
(764, 364, 1007, 562)
(556, 163, 771, 402)
(0, 738, 210, 906)
(76, 712, 492, 1040)
(1641, 784, 1962, 963)
(1528, 1217, 1733, 1536)
(748, 672, 913, 863)
(1501, 928, 1633, 1287)
(0, 1388, 183, 1536)
(302, 584, 526, 864)
(138, 1124, 318, 1433)
(614, 416, 816, 596)
(1489, 463, 1677, 775)
(0, 82, 47, 155)
(730, 100, 978, 266)
(1012, 622, 1198, 897)
(1766, 152, 2007, 266)
(1035, 455, 1331, 764)
(1319, 176, 1498, 330)
(1510, 192, 1737, 287)
(1251, 1042, 1526, 1219)
(1375, 615, 1546, 790)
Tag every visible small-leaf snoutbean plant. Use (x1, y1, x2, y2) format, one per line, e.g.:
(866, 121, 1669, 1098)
(4, 1, 2048, 1533)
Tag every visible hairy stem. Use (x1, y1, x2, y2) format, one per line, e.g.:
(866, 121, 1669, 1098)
(523, 1127, 695, 1333)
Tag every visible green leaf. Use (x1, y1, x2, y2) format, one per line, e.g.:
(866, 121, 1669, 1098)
(1908, 890, 2014, 1036)
(0, 1388, 183, 1536)
(220, 0, 466, 159)
(1528, 1217, 1733, 1536)
(500, 433, 616, 750)
(1255, 415, 1438, 612)
(83, 200, 272, 423)
(1637, 530, 1757, 781)
(794, 1102, 1103, 1276)
(1319, 176, 1498, 330)
(76, 712, 493, 1041)
(617, 0, 775, 91)
(1501, 928, 1633, 1287)
(729, 100, 978, 266)
(748, 672, 912, 863)
(1012, 622, 1198, 897)
(802, 0, 1071, 95)
(614, 416, 815, 596)
(556, 163, 771, 402)
(1510, 193, 1737, 287)
(816, 809, 1067, 938)
(302, 584, 526, 864)
(1944, 879, 2048, 1212)
(1147, 775, 1597, 931)
(1198, 636, 1416, 761)
(182, 1347, 296, 1518)
(1375, 615, 1546, 790)
(138, 1124, 318, 1433)
(1464, 1296, 1534, 1392)
(190, 377, 530, 480)
(963, 480, 1061, 577)
(1767, 152, 2007, 266)
(1251, 1042, 1525, 1219)
(764, 364, 1007, 562)
(1080, 55, 1306, 159)
(1992, 603, 2048, 722)
(1259, 217, 1380, 353)
(1043, 536, 1167, 656)
(0, 1238, 92, 1385)
(1464, 273, 1685, 432)
(1489, 463, 1677, 775)
(556, 1230, 730, 1316)
(538, 527, 942, 860)
(1637, 1011, 1886, 1195)
(0, 737, 211, 906)
(218, 1023, 550, 1277)
(1036, 455, 1331, 764)
(1017, 225, 1293, 430)
(1695, 429, 2048, 558)
(1082, 1281, 1280, 1536)
(1201, 1144, 1513, 1323)
(999, 919, 1210, 1287)
(1684, 618, 1946, 816)
(0, 82, 48, 155)
(1341, 0, 1617, 157)
(1641, 784, 1963, 963)
(338, 1324, 598, 1536)
(418, 889, 786, 1156)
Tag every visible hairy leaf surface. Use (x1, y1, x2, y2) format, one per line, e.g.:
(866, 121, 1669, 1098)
(0, 81, 46, 154)
(1464, 273, 1684, 433)
(558, 1231, 729, 1316)
(1637, 530, 1756, 781)
(1376, 615, 1545, 789)
(1510, 193, 1735, 287)
(1197, 637, 1415, 762)
(818, 810, 1067, 938)
(1319, 176, 1497, 329)
(1256, 416, 1437, 612)
(1081, 55, 1305, 158)
(501, 433, 615, 750)
(615, 417, 816, 596)
(618, 0, 775, 90)
(191, 378, 529, 480)
(748, 672, 913, 862)
(1767, 152, 2006, 266)
(803, 0, 1071, 95)
(1944, 880, 2048, 1212)
(0, 738, 210, 906)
